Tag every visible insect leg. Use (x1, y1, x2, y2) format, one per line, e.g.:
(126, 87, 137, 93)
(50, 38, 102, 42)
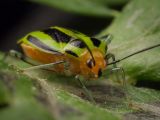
(9, 50, 23, 58)
(2, 50, 21, 61)
(5, 50, 69, 72)
(106, 53, 129, 104)
(22, 61, 66, 71)
(106, 53, 119, 80)
(75, 75, 95, 104)
(106, 53, 126, 85)
(110, 67, 126, 86)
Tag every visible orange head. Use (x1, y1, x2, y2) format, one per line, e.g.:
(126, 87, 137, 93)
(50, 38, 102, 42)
(80, 49, 107, 79)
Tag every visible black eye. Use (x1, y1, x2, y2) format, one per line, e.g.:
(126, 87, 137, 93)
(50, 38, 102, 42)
(86, 59, 94, 68)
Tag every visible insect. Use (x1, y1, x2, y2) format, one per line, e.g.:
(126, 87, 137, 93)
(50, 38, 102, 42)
(7, 26, 160, 103)
(17, 26, 111, 78)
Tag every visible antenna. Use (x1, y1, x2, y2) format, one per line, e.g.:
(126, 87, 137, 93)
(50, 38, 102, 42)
(69, 39, 96, 65)
(108, 43, 160, 65)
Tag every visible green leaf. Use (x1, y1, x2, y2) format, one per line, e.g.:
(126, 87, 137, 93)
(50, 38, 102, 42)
(0, 53, 120, 120)
(99, 0, 160, 82)
(0, 61, 54, 120)
(29, 0, 128, 17)
(1, 49, 160, 120)
(0, 0, 160, 119)
(0, 80, 11, 107)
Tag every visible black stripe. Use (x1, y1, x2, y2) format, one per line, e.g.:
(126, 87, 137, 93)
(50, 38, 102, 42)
(43, 28, 71, 43)
(65, 50, 78, 57)
(70, 40, 86, 48)
(27, 35, 59, 53)
(43, 29, 59, 42)
(90, 38, 101, 47)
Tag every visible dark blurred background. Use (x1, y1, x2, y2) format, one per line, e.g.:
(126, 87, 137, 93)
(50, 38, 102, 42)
(0, 0, 117, 51)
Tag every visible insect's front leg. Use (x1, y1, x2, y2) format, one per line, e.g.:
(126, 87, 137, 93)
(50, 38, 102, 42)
(75, 75, 95, 103)
(105, 53, 117, 68)
(105, 53, 129, 104)
(110, 67, 126, 86)
(106, 53, 126, 86)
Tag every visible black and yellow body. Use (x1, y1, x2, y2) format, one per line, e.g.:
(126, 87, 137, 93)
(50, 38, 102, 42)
(18, 26, 111, 79)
